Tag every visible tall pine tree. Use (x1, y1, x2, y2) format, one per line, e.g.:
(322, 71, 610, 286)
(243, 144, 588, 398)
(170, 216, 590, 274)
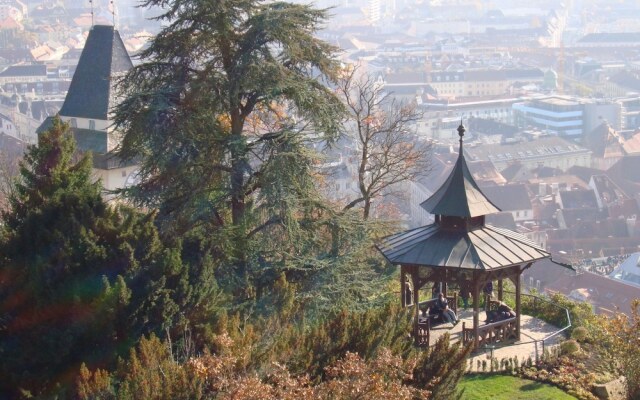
(113, 0, 347, 298)
(0, 117, 221, 396)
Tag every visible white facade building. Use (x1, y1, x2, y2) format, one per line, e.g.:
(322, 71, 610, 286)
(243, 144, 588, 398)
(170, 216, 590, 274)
(368, 0, 380, 23)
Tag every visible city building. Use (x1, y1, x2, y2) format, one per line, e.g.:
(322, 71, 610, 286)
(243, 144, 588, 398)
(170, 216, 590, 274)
(0, 111, 15, 136)
(576, 32, 640, 48)
(417, 97, 521, 141)
(583, 122, 625, 170)
(0, 0, 25, 22)
(589, 174, 629, 211)
(464, 136, 592, 172)
(513, 96, 584, 137)
(617, 97, 640, 130)
(513, 96, 621, 138)
(481, 184, 533, 222)
(611, 253, 640, 289)
(429, 68, 544, 98)
(368, 0, 380, 23)
(0, 64, 73, 95)
(524, 259, 640, 315)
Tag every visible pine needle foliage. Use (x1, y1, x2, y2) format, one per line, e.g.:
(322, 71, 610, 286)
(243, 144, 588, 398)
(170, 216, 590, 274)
(112, 0, 346, 291)
(108, 0, 408, 316)
(0, 117, 221, 396)
(76, 309, 470, 400)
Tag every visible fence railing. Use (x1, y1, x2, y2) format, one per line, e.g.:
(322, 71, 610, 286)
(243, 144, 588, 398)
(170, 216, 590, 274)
(480, 290, 572, 361)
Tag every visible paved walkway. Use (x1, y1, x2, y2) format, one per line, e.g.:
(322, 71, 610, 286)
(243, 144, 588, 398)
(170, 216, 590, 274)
(429, 310, 564, 370)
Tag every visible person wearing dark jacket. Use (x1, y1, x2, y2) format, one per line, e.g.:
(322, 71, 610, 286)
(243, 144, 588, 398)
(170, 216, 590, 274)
(435, 293, 458, 325)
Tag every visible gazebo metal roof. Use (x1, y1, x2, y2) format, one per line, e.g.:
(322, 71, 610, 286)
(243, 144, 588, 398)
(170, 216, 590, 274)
(420, 136, 500, 218)
(377, 224, 549, 270)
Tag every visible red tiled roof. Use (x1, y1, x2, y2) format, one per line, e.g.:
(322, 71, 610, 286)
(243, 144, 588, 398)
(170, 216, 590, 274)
(0, 17, 23, 30)
(623, 132, 640, 155)
(546, 271, 640, 315)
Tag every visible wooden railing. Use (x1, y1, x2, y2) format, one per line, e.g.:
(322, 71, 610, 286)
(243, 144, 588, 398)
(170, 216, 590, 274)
(413, 293, 457, 347)
(415, 319, 430, 347)
(461, 317, 517, 347)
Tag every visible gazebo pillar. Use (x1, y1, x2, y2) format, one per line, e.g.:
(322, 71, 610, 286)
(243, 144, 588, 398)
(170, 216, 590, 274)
(412, 269, 420, 336)
(515, 270, 522, 340)
(400, 265, 407, 306)
(498, 279, 503, 301)
(472, 277, 480, 349)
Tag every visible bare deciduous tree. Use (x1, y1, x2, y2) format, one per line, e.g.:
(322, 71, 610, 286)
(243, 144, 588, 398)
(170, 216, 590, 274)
(337, 67, 432, 219)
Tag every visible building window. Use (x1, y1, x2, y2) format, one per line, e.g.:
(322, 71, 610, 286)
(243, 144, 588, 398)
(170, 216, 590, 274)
(69, 118, 77, 128)
(89, 120, 95, 130)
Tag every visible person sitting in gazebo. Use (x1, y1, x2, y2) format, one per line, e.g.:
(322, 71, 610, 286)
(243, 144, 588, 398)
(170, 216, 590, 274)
(486, 301, 516, 323)
(497, 301, 516, 320)
(435, 292, 458, 326)
(459, 284, 470, 310)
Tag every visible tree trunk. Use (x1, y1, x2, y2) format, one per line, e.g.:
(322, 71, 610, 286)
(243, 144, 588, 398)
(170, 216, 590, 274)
(229, 116, 249, 283)
(363, 198, 371, 219)
(230, 102, 247, 227)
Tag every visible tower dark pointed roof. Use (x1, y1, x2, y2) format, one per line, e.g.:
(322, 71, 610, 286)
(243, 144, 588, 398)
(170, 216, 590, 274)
(59, 25, 133, 120)
(420, 123, 500, 217)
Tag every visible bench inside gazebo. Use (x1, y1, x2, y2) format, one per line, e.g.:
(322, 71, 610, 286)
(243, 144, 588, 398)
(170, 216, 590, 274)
(377, 123, 550, 349)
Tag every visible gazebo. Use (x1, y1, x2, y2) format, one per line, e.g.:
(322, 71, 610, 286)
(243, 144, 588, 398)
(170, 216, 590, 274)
(377, 123, 551, 349)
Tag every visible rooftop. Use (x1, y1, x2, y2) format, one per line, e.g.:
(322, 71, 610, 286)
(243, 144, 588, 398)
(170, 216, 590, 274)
(590, 174, 628, 205)
(481, 184, 532, 212)
(535, 96, 581, 106)
(525, 259, 640, 315)
(558, 189, 599, 209)
(0, 64, 46, 77)
(59, 25, 133, 121)
(378, 224, 548, 270)
(421, 128, 500, 218)
(578, 32, 640, 43)
(466, 136, 591, 165)
(611, 253, 640, 289)
(622, 131, 640, 155)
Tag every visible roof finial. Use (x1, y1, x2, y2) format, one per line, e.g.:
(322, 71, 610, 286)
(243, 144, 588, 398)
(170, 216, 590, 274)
(111, 0, 116, 27)
(457, 120, 465, 151)
(90, 0, 94, 26)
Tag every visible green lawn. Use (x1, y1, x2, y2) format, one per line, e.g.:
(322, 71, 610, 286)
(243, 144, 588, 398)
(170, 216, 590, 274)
(459, 374, 577, 400)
